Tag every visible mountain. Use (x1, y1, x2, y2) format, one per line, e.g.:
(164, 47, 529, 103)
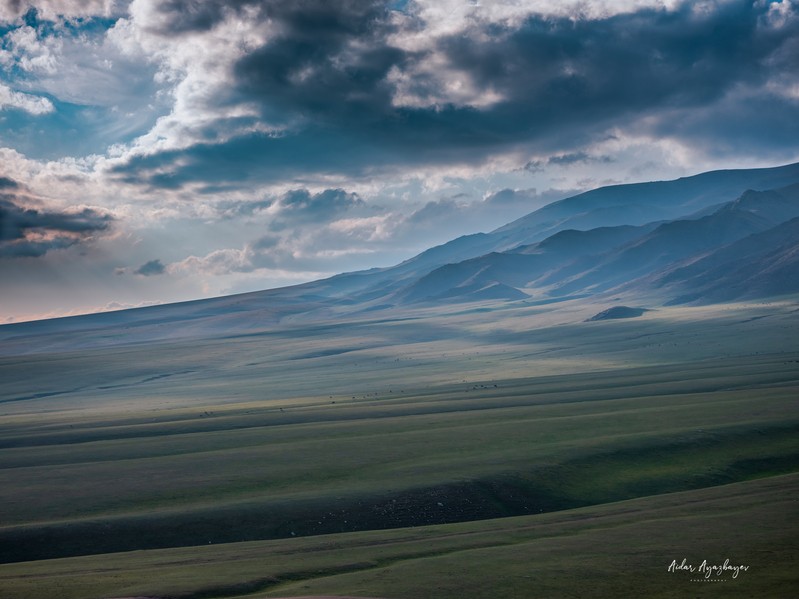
(394, 179, 799, 304)
(2, 162, 799, 352)
(541, 205, 773, 296)
(272, 162, 799, 306)
(491, 162, 799, 245)
(651, 216, 799, 304)
(313, 161, 799, 304)
(309, 232, 501, 301)
(394, 224, 657, 303)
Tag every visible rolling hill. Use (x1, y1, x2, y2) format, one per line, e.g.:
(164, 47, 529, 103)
(1, 162, 799, 599)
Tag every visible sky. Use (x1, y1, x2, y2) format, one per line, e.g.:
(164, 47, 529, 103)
(1, 0, 798, 323)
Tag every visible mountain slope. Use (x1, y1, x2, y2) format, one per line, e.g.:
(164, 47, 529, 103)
(492, 161, 799, 245)
(397, 180, 799, 304)
(543, 207, 774, 295)
(2, 162, 799, 350)
(305, 162, 799, 304)
(651, 217, 799, 304)
(395, 224, 656, 303)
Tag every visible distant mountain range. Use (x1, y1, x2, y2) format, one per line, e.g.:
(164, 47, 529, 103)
(316, 163, 799, 307)
(2, 161, 799, 349)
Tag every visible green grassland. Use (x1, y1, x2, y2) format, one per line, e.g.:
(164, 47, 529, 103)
(0, 474, 796, 599)
(0, 297, 797, 597)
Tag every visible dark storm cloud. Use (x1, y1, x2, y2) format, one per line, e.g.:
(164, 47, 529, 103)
(112, 0, 799, 189)
(111, 127, 401, 188)
(232, 0, 401, 124)
(139, 0, 263, 34)
(0, 194, 112, 257)
(134, 259, 166, 276)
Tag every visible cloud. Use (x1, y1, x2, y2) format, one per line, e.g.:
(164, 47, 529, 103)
(546, 152, 614, 166)
(130, 0, 262, 36)
(406, 198, 461, 224)
(0, 83, 54, 114)
(163, 184, 574, 281)
(2, 0, 799, 322)
(101, 0, 799, 191)
(0, 1, 121, 22)
(134, 258, 165, 276)
(100, 299, 162, 312)
(1, 23, 61, 75)
(0, 10, 167, 159)
(164, 187, 391, 277)
(215, 187, 371, 225)
(524, 151, 616, 172)
(0, 192, 112, 257)
(270, 188, 367, 228)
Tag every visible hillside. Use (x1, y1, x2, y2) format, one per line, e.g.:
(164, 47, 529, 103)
(1, 163, 798, 599)
(2, 162, 799, 350)
(391, 179, 799, 306)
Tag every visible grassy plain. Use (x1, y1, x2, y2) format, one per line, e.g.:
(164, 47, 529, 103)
(0, 296, 797, 597)
(0, 473, 796, 599)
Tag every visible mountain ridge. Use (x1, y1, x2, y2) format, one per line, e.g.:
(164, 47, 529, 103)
(2, 161, 799, 351)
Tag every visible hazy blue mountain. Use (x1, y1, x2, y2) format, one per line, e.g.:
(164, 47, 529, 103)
(2, 162, 799, 351)
(651, 217, 799, 304)
(309, 232, 502, 301)
(543, 207, 774, 296)
(491, 161, 799, 245)
(394, 224, 656, 303)
(511, 224, 653, 255)
(713, 182, 799, 225)
(288, 162, 799, 304)
(397, 179, 799, 304)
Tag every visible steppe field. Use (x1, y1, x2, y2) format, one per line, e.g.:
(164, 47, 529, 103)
(1, 296, 797, 598)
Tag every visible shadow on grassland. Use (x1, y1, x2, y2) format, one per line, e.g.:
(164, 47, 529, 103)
(2, 423, 797, 564)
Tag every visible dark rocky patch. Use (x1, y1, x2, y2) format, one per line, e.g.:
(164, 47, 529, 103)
(586, 306, 650, 321)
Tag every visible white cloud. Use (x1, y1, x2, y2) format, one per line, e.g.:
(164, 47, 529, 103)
(760, 0, 798, 28)
(386, 56, 504, 110)
(2, 25, 61, 74)
(0, 11, 165, 151)
(405, 0, 684, 32)
(0, 1, 124, 22)
(328, 214, 399, 243)
(384, 0, 688, 110)
(385, 2, 686, 122)
(169, 248, 255, 276)
(0, 82, 53, 114)
(103, 0, 278, 159)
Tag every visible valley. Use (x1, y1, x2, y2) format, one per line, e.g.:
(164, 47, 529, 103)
(1, 164, 798, 598)
(1, 296, 797, 598)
